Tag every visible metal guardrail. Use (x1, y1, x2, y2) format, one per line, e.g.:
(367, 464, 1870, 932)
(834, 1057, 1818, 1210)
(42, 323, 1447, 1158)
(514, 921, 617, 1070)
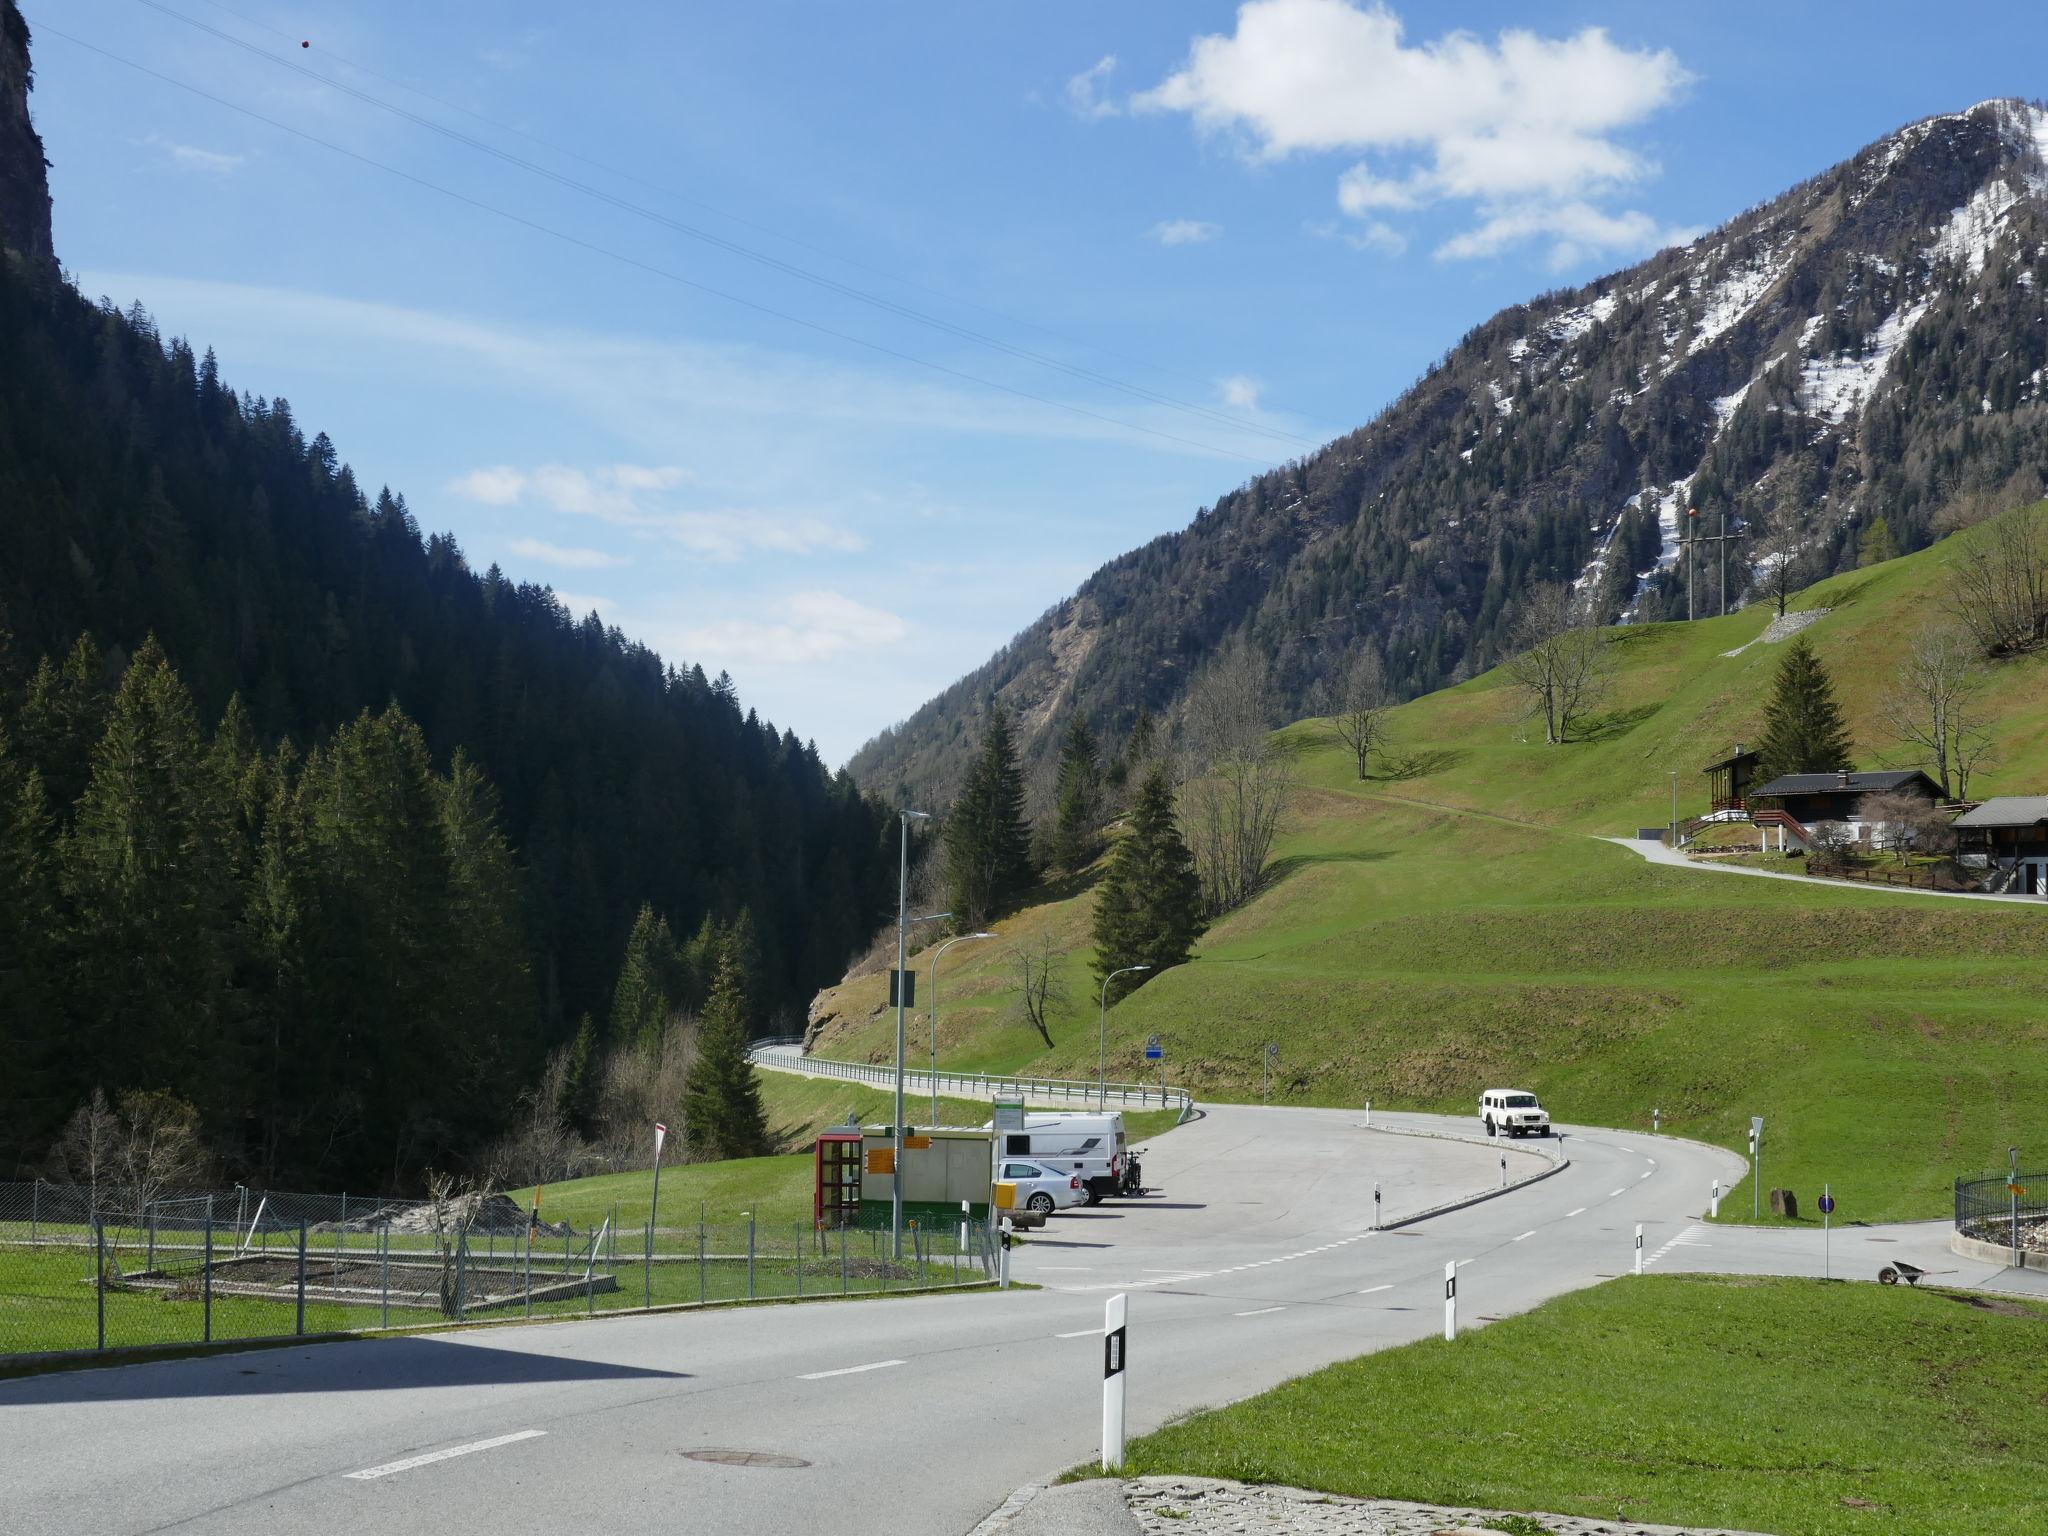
(749, 1042, 1194, 1114)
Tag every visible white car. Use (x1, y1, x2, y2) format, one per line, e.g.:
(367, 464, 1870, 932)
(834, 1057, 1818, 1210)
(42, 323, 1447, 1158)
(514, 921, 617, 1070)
(1480, 1088, 1552, 1138)
(997, 1158, 1086, 1215)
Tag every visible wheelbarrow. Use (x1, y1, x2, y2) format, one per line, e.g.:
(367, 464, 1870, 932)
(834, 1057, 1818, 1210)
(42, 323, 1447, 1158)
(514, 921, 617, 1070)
(1877, 1260, 1954, 1287)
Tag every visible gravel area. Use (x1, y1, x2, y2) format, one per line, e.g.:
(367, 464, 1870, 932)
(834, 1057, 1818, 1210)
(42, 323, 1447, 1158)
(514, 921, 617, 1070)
(1124, 1476, 1772, 1536)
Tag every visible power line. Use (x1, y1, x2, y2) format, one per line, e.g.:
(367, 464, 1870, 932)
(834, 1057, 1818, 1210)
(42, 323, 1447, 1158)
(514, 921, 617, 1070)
(186, 0, 1314, 435)
(129, 0, 1321, 453)
(39, 22, 1276, 466)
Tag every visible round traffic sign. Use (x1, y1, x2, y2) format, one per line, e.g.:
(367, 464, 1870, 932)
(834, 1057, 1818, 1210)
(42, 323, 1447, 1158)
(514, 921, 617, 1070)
(1818, 1193, 1835, 1215)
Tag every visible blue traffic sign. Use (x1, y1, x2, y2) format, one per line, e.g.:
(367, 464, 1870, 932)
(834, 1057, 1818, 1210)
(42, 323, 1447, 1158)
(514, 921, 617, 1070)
(1144, 1047, 1163, 1060)
(1818, 1193, 1835, 1215)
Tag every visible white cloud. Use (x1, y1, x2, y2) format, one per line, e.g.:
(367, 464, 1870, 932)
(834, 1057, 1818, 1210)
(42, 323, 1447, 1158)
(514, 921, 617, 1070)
(1065, 55, 1121, 121)
(449, 466, 527, 505)
(143, 135, 246, 175)
(508, 537, 628, 571)
(679, 591, 909, 668)
(1135, 0, 1692, 267)
(1306, 217, 1408, 256)
(1150, 218, 1223, 246)
(1219, 374, 1263, 410)
(451, 461, 866, 561)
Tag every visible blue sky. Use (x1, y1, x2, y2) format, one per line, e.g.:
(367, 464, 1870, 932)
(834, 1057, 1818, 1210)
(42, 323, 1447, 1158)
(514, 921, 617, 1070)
(22, 0, 2048, 763)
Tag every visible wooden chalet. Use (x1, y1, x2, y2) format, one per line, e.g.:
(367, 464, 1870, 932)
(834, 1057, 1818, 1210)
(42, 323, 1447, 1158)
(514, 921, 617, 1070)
(1952, 797, 2048, 895)
(1749, 768, 1943, 844)
(1700, 744, 1760, 815)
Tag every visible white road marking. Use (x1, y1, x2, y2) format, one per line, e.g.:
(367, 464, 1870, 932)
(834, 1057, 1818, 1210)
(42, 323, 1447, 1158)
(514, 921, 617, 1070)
(1054, 1328, 1101, 1339)
(1565, 1207, 1587, 1218)
(799, 1359, 905, 1380)
(1608, 1188, 1627, 1198)
(1234, 1306, 1286, 1317)
(1356, 1284, 1393, 1295)
(345, 1430, 546, 1481)
(1511, 1231, 1536, 1242)
(1033, 1265, 1090, 1271)
(1638, 1171, 1653, 1181)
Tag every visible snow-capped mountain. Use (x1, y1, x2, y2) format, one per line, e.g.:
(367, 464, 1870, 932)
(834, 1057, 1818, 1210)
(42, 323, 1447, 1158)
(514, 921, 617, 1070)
(854, 100, 2048, 803)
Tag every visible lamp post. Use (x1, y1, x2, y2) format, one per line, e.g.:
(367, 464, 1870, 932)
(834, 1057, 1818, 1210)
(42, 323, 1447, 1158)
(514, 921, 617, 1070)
(1098, 965, 1152, 1109)
(929, 932, 996, 1124)
(892, 810, 931, 1258)
(1669, 770, 1678, 842)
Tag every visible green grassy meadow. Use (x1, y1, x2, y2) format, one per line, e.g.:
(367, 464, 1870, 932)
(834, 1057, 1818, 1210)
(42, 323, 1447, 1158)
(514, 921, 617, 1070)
(1116, 1275, 2048, 1536)
(808, 510, 2048, 1223)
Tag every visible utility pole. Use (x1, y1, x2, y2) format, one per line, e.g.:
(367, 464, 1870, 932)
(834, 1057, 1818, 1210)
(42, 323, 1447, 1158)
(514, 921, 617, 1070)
(1681, 508, 1744, 621)
(891, 809, 931, 1258)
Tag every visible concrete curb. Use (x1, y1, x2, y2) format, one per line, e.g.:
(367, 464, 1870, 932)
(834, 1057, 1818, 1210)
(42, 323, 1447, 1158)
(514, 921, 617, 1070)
(1358, 1124, 1569, 1230)
(966, 1482, 1047, 1535)
(1951, 1227, 2044, 1270)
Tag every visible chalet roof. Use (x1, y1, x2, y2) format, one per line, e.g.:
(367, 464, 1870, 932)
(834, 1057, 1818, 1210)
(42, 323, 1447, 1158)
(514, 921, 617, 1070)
(1752, 770, 1939, 798)
(1699, 747, 1761, 774)
(1953, 796, 2048, 828)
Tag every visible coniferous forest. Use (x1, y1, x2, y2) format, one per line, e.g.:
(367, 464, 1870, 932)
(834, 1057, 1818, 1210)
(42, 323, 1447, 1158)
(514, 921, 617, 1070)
(0, 253, 898, 1188)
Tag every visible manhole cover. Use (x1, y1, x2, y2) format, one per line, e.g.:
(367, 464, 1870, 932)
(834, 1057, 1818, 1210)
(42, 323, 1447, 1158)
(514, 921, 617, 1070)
(681, 1449, 812, 1469)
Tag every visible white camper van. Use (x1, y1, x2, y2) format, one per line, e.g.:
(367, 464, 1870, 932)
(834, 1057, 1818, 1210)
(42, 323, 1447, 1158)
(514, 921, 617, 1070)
(992, 1113, 1127, 1203)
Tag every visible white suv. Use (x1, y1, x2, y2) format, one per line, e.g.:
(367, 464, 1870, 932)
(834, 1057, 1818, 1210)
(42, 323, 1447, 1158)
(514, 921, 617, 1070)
(1480, 1089, 1551, 1138)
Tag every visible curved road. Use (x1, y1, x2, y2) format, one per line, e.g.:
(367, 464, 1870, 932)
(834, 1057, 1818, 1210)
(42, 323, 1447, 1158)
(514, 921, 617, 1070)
(0, 1105, 1750, 1536)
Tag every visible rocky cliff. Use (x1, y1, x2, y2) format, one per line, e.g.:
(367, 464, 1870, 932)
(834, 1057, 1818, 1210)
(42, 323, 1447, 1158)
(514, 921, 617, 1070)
(0, 0, 55, 279)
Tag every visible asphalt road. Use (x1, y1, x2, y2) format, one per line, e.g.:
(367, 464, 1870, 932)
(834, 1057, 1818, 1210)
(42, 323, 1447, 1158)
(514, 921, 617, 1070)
(0, 1106, 1746, 1536)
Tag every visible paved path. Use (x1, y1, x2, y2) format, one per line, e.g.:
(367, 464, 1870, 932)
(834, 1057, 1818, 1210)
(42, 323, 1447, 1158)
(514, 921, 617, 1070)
(1605, 834, 2048, 905)
(2, 1108, 2035, 1536)
(751, 1042, 1190, 1112)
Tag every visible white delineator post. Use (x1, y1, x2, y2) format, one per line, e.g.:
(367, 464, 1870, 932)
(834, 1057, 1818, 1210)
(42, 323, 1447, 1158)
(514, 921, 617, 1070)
(1443, 1261, 1457, 1341)
(1710, 1180, 1721, 1218)
(1102, 1293, 1129, 1470)
(959, 1199, 969, 1250)
(1634, 1223, 1645, 1276)
(998, 1223, 1012, 1290)
(1364, 1099, 1371, 1126)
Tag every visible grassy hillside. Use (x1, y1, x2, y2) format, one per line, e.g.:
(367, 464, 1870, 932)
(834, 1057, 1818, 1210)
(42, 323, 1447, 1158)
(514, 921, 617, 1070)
(811, 509, 2048, 1222)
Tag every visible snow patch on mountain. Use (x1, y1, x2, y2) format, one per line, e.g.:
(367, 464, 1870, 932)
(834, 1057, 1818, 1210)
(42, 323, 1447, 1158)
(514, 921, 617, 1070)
(1689, 240, 1795, 355)
(1801, 300, 1933, 422)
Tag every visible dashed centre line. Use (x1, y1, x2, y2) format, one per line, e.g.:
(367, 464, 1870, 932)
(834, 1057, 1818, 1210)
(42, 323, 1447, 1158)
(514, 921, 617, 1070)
(1511, 1231, 1536, 1242)
(1234, 1306, 1286, 1317)
(1356, 1284, 1393, 1295)
(345, 1430, 546, 1481)
(1608, 1188, 1627, 1198)
(1565, 1207, 1587, 1218)
(799, 1359, 904, 1380)
(1054, 1328, 1101, 1339)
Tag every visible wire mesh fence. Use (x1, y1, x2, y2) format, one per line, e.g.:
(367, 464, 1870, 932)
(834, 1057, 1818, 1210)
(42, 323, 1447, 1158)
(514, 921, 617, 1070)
(1954, 1168, 2047, 1261)
(0, 1180, 1000, 1362)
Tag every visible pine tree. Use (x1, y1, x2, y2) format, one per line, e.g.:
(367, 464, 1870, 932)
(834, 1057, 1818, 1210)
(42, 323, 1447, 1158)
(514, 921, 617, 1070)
(1756, 637, 1855, 785)
(1092, 764, 1203, 1004)
(1048, 716, 1103, 874)
(610, 904, 689, 1051)
(682, 942, 769, 1160)
(438, 750, 535, 1113)
(1857, 516, 1900, 567)
(944, 705, 1033, 925)
(19, 635, 110, 816)
(0, 725, 59, 1168)
(62, 637, 232, 1105)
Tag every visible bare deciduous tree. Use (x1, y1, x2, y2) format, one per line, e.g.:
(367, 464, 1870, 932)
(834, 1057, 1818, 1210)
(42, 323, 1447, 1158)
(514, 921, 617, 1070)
(482, 1042, 594, 1187)
(1009, 929, 1070, 1049)
(593, 1017, 699, 1168)
(1879, 623, 1993, 798)
(1176, 644, 1292, 917)
(1756, 536, 1810, 619)
(1859, 789, 1951, 862)
(1325, 647, 1392, 780)
(47, 1087, 210, 1225)
(1946, 507, 2048, 657)
(1501, 584, 1615, 745)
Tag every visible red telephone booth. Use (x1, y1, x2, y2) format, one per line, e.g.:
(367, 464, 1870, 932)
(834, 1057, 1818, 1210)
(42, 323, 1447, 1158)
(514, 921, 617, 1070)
(814, 1131, 863, 1227)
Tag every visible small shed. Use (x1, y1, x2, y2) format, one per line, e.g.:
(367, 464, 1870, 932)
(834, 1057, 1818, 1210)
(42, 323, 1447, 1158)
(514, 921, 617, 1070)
(1952, 797, 2048, 893)
(1700, 744, 1761, 815)
(1751, 769, 1942, 840)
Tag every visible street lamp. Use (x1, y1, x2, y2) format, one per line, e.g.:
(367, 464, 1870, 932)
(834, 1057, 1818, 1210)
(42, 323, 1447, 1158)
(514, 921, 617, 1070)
(928, 931, 996, 1124)
(1098, 965, 1152, 1109)
(891, 810, 932, 1257)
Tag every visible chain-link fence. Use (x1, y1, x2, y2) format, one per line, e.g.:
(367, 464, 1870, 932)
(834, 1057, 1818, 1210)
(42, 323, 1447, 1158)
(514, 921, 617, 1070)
(1954, 1168, 2047, 1262)
(0, 1180, 1000, 1363)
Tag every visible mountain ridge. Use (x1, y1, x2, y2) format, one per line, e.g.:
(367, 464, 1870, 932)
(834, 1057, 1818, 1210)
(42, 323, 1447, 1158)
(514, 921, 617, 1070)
(852, 98, 2048, 806)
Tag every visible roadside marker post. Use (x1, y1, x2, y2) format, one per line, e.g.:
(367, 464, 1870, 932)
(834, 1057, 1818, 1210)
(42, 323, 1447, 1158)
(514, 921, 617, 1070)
(1101, 1293, 1129, 1470)
(2012, 1148, 2024, 1272)
(1364, 1099, 1371, 1126)
(1818, 1186, 1835, 1279)
(1443, 1261, 1457, 1341)
(1710, 1180, 1721, 1218)
(1634, 1224, 1644, 1276)
(1749, 1117, 1764, 1220)
(1500, 1156, 1507, 1187)
(1653, 1107, 1661, 1133)
(999, 1222, 1012, 1289)
(959, 1199, 969, 1250)
(1373, 1183, 1381, 1230)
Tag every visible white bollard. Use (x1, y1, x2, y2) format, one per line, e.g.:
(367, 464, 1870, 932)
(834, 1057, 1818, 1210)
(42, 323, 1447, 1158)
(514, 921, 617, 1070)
(1710, 1180, 1721, 1219)
(1634, 1223, 1644, 1276)
(1443, 1261, 1457, 1341)
(1364, 1099, 1371, 1126)
(959, 1199, 969, 1249)
(998, 1223, 1012, 1290)
(1101, 1293, 1128, 1470)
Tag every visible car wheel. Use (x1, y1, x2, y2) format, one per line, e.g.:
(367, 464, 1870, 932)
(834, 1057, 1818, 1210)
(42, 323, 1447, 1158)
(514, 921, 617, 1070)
(1084, 1189, 1103, 1206)
(1484, 1118, 1496, 1138)
(1027, 1192, 1055, 1214)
